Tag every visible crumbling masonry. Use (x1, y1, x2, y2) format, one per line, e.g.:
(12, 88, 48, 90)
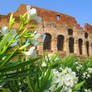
(0, 4, 92, 58)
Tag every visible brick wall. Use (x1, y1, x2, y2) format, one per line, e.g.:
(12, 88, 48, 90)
(85, 24, 92, 34)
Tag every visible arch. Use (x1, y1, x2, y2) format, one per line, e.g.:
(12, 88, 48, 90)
(57, 35, 64, 51)
(85, 32, 88, 39)
(43, 33, 52, 50)
(78, 39, 83, 55)
(68, 29, 73, 35)
(86, 41, 89, 56)
(69, 37, 74, 53)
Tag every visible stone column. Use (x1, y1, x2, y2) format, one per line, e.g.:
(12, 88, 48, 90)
(82, 41, 87, 56)
(51, 36, 57, 53)
(74, 38, 79, 56)
(37, 35, 44, 55)
(64, 37, 69, 54)
(89, 42, 92, 57)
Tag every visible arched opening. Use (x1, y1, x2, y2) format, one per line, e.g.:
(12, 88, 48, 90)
(69, 37, 74, 53)
(78, 39, 83, 55)
(68, 29, 73, 35)
(85, 32, 88, 39)
(86, 41, 89, 56)
(57, 35, 64, 51)
(43, 33, 52, 50)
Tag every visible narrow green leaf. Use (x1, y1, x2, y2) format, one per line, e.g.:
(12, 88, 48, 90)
(0, 48, 18, 68)
(53, 86, 63, 92)
(0, 87, 11, 92)
(72, 80, 86, 92)
(0, 32, 11, 53)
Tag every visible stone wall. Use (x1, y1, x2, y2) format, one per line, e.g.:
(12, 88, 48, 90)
(0, 4, 92, 58)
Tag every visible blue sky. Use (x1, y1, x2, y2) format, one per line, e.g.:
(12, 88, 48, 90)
(0, 0, 92, 28)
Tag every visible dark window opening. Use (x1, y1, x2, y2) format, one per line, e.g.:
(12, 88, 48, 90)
(69, 37, 74, 53)
(57, 15, 60, 21)
(85, 32, 88, 39)
(68, 29, 73, 35)
(78, 39, 83, 55)
(57, 35, 64, 51)
(86, 41, 89, 56)
(43, 33, 52, 50)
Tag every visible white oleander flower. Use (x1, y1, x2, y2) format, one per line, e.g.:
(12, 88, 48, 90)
(2, 56, 6, 60)
(76, 63, 82, 72)
(88, 68, 92, 73)
(31, 39, 39, 46)
(82, 72, 90, 79)
(26, 5, 37, 19)
(24, 46, 37, 61)
(45, 54, 59, 63)
(61, 67, 78, 87)
(0, 26, 16, 38)
(42, 62, 47, 67)
(11, 29, 16, 38)
(0, 26, 9, 35)
(30, 32, 41, 46)
(43, 90, 49, 92)
(26, 5, 42, 23)
(60, 86, 72, 92)
(84, 89, 92, 92)
(34, 33, 41, 39)
(87, 74, 90, 78)
(19, 90, 22, 92)
(74, 61, 82, 72)
(75, 62, 79, 64)
(82, 72, 87, 78)
(49, 67, 78, 92)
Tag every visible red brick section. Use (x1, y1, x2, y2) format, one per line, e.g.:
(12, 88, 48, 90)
(85, 24, 92, 34)
(12, 4, 82, 29)
(0, 4, 91, 32)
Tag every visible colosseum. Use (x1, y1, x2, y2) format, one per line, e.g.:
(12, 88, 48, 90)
(0, 4, 92, 58)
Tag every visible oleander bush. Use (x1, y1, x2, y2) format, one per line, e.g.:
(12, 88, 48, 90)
(0, 6, 92, 92)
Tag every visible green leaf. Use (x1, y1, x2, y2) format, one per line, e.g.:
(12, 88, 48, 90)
(0, 32, 11, 53)
(72, 80, 86, 92)
(39, 69, 53, 92)
(53, 86, 63, 92)
(0, 57, 40, 73)
(0, 87, 11, 92)
(0, 48, 18, 68)
(9, 14, 15, 30)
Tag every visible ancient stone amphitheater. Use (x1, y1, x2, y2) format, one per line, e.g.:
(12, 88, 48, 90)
(0, 4, 92, 58)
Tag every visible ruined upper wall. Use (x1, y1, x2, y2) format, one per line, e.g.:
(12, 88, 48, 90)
(85, 24, 92, 34)
(11, 4, 82, 30)
(0, 4, 92, 33)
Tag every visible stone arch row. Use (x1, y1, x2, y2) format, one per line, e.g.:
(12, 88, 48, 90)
(43, 33, 90, 56)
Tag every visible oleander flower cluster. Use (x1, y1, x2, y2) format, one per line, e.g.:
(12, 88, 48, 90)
(74, 61, 92, 79)
(74, 61, 82, 72)
(23, 31, 41, 61)
(44, 67, 78, 92)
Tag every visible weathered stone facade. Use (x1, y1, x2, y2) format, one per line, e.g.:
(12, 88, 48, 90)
(0, 4, 92, 58)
